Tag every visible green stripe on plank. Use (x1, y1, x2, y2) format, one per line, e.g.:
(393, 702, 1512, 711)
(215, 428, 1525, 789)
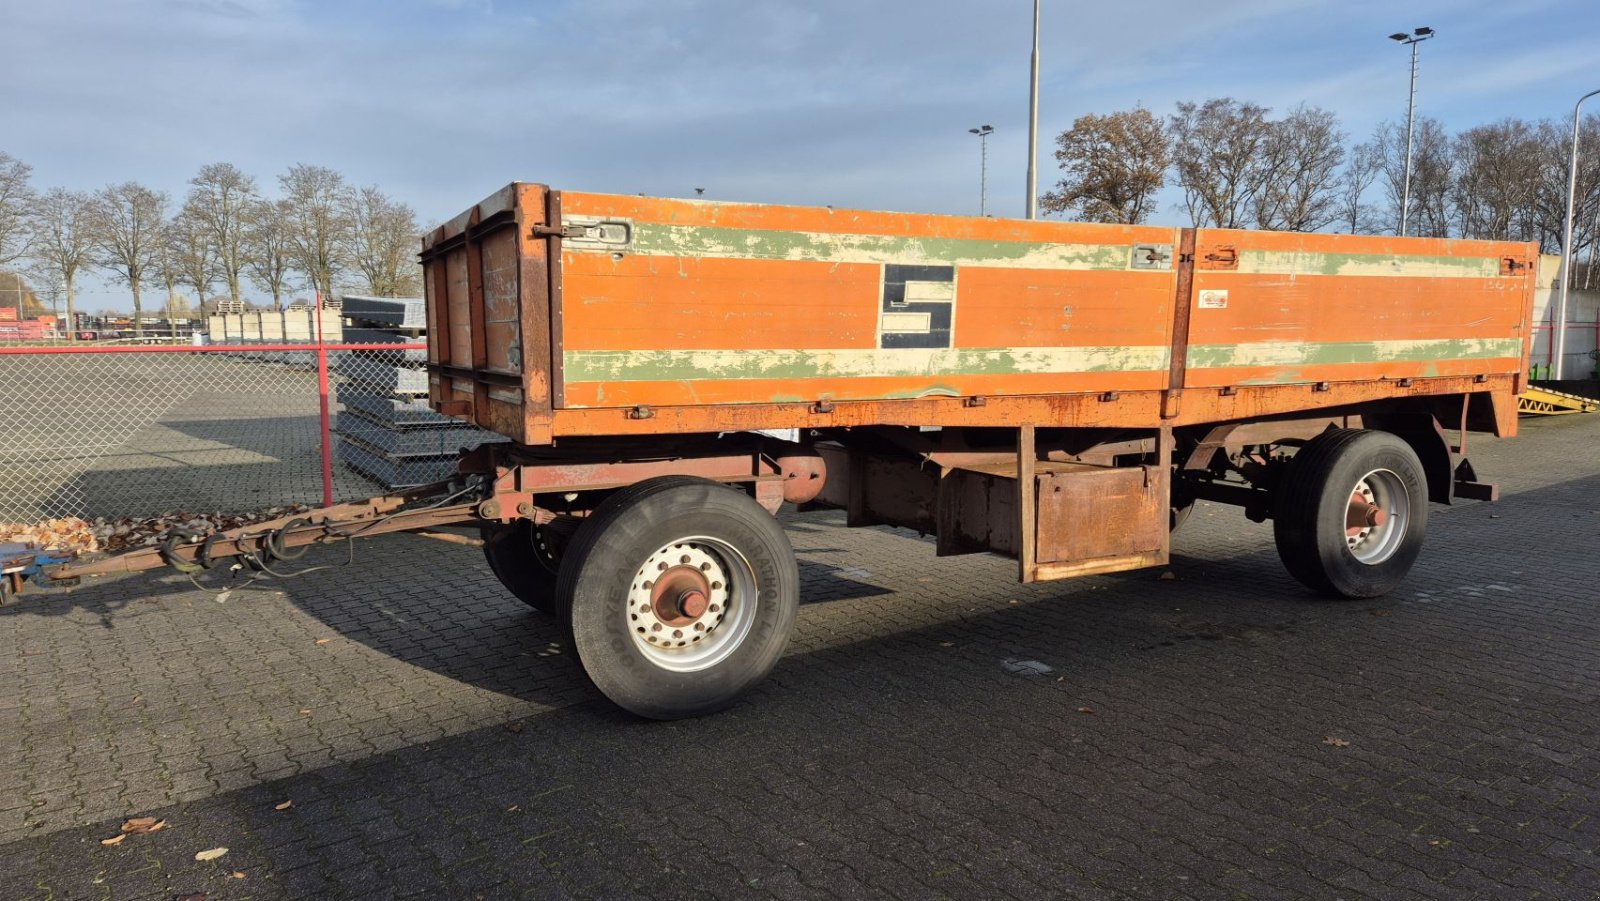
(1187, 337, 1524, 369)
(609, 222, 1162, 271)
(564, 346, 1173, 383)
(1230, 249, 1504, 278)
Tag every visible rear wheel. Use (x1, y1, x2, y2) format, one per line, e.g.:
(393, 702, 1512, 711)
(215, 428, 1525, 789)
(558, 477, 799, 719)
(1272, 429, 1428, 599)
(481, 520, 563, 614)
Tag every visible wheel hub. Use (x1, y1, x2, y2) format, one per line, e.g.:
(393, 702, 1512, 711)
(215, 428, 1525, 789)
(1344, 470, 1409, 564)
(629, 543, 729, 651)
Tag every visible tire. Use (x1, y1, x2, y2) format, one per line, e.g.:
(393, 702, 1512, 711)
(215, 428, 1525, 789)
(481, 520, 560, 615)
(557, 477, 799, 719)
(1273, 429, 1428, 599)
(1170, 498, 1196, 532)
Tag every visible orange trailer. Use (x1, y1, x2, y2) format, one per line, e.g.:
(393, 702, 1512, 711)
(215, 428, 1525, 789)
(403, 183, 1535, 717)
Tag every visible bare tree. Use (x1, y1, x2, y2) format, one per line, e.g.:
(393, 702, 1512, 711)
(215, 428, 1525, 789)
(0, 151, 36, 267)
(1452, 119, 1542, 242)
(1169, 98, 1275, 228)
(187, 162, 258, 306)
(343, 185, 423, 296)
(27, 188, 96, 339)
(1373, 117, 1454, 237)
(1040, 108, 1169, 224)
(245, 198, 294, 310)
(279, 164, 351, 300)
(1335, 141, 1383, 235)
(1253, 105, 1345, 232)
(93, 182, 168, 338)
(167, 208, 217, 315)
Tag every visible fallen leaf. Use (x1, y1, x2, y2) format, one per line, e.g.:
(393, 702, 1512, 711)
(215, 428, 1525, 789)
(194, 847, 229, 861)
(120, 817, 165, 834)
(504, 722, 524, 734)
(506, 805, 520, 812)
(231, 871, 247, 879)
(99, 834, 126, 846)
(1371, 610, 1392, 617)
(1323, 736, 1351, 748)
(1158, 571, 1177, 581)
(274, 800, 293, 811)
(298, 709, 312, 716)
(1077, 706, 1095, 715)
(314, 638, 330, 645)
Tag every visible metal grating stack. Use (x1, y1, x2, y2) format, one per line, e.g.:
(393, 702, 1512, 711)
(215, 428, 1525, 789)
(334, 295, 507, 488)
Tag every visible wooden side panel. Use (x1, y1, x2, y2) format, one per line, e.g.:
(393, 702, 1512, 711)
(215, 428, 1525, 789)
(555, 192, 1180, 409)
(1184, 230, 1537, 389)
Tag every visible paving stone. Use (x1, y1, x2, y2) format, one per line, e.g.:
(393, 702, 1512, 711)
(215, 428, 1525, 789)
(2, 414, 1600, 898)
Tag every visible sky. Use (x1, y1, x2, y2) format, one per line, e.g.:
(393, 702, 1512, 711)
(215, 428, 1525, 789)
(3, 0, 1598, 311)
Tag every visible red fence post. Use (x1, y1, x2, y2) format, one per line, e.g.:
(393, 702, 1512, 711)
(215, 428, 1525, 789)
(316, 292, 335, 507)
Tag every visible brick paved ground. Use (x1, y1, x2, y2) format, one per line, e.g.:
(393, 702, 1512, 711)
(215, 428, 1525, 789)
(3, 414, 1599, 900)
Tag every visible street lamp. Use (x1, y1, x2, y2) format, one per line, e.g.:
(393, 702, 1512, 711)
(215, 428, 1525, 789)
(1026, 0, 1041, 219)
(969, 124, 995, 216)
(1389, 26, 1436, 237)
(1554, 87, 1600, 379)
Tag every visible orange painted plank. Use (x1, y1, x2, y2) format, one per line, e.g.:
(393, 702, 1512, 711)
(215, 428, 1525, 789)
(560, 191, 1177, 244)
(560, 370, 1171, 408)
(561, 254, 882, 351)
(955, 268, 1174, 348)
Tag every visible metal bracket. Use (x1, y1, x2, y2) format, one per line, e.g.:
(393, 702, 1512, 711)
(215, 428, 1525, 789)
(811, 400, 836, 414)
(539, 217, 633, 250)
(627, 405, 654, 420)
(1130, 244, 1174, 270)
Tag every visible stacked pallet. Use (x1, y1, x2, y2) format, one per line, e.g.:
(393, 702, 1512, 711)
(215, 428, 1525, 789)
(333, 295, 506, 488)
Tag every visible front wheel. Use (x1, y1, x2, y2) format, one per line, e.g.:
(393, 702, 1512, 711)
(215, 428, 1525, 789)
(557, 477, 799, 719)
(1273, 429, 1428, 599)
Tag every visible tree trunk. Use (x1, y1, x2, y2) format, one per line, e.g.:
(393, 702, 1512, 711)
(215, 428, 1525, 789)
(66, 275, 76, 343)
(131, 282, 143, 338)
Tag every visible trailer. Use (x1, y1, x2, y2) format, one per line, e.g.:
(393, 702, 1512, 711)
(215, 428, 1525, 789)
(31, 184, 1536, 719)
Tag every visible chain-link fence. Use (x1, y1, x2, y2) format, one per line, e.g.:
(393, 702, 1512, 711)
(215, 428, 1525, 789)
(0, 342, 472, 523)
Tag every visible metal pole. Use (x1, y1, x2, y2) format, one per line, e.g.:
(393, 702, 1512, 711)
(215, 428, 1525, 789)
(1025, 0, 1040, 219)
(1400, 39, 1418, 237)
(1554, 87, 1600, 380)
(315, 289, 334, 506)
(980, 131, 990, 216)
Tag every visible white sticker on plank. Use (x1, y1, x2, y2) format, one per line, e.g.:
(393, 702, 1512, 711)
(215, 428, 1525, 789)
(1198, 289, 1229, 309)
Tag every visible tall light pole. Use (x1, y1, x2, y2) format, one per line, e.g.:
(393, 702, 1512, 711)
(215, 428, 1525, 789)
(1554, 87, 1600, 379)
(969, 125, 995, 216)
(1389, 26, 1435, 237)
(1025, 0, 1041, 219)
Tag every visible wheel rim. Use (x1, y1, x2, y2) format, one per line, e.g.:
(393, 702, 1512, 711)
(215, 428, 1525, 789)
(526, 524, 561, 576)
(626, 536, 759, 673)
(1345, 468, 1409, 565)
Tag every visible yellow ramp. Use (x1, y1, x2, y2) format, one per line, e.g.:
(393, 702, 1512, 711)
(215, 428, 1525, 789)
(1519, 386, 1600, 415)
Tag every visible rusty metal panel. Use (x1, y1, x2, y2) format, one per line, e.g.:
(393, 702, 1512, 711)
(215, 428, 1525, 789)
(479, 226, 522, 376)
(936, 464, 1019, 558)
(444, 248, 472, 369)
(1034, 465, 1165, 566)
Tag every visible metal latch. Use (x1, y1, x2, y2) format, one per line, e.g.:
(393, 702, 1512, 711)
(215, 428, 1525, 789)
(1129, 244, 1174, 270)
(1200, 246, 1238, 269)
(564, 218, 632, 250)
(1500, 257, 1530, 276)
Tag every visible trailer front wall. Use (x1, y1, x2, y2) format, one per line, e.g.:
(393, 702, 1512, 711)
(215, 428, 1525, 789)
(555, 193, 1182, 409)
